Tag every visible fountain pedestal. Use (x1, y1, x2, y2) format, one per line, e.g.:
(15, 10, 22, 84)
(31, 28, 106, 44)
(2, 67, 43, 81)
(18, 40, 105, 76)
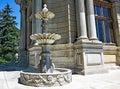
(39, 45, 52, 73)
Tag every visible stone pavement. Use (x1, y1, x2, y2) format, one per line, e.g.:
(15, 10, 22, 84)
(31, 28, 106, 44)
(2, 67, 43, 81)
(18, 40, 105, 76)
(0, 69, 120, 89)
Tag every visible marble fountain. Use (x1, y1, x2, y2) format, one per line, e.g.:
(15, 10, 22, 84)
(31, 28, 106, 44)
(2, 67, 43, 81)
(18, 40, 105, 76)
(19, 4, 72, 87)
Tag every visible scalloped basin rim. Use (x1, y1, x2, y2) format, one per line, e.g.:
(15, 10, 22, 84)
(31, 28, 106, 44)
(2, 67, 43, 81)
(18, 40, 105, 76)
(20, 68, 72, 75)
(30, 33, 61, 40)
(20, 68, 72, 87)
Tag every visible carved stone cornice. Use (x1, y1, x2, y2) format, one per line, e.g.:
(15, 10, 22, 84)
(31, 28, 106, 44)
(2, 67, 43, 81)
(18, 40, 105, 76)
(15, 0, 31, 4)
(112, 1, 120, 7)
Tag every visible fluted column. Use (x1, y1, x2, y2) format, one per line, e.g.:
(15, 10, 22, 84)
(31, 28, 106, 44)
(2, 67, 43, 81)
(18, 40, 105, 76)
(76, 0, 88, 40)
(86, 0, 98, 40)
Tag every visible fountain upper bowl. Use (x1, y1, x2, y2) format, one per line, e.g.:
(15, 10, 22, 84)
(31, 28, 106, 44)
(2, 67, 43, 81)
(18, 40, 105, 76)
(30, 33, 61, 44)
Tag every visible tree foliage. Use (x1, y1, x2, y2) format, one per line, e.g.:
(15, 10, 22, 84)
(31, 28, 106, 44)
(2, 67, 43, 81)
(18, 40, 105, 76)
(0, 4, 19, 65)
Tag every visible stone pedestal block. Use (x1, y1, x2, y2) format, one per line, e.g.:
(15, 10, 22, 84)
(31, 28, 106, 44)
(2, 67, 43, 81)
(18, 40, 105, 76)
(116, 47, 120, 65)
(28, 44, 75, 71)
(18, 50, 29, 67)
(75, 43, 108, 75)
(29, 46, 41, 68)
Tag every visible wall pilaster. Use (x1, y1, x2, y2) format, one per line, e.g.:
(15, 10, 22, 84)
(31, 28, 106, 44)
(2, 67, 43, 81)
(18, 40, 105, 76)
(112, 2, 120, 65)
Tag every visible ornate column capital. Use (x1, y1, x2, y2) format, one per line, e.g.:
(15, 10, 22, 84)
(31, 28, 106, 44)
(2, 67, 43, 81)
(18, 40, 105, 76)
(15, 0, 21, 4)
(20, 0, 27, 12)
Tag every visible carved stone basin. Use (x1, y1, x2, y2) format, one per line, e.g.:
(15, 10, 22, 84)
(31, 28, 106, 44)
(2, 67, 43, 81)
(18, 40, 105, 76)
(30, 33, 61, 44)
(19, 68, 72, 87)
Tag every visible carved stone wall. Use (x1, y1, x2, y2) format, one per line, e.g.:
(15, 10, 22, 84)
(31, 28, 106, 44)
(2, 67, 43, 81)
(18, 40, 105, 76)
(29, 44, 75, 71)
(45, 0, 77, 44)
(16, 0, 120, 74)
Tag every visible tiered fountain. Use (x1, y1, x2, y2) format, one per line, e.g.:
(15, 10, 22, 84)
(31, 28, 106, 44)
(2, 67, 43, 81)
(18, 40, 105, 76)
(19, 4, 72, 87)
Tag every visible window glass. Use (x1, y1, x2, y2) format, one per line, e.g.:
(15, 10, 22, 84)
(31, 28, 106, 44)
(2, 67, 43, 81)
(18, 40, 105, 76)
(96, 20, 104, 42)
(94, 4, 101, 16)
(109, 22, 114, 43)
(108, 8, 111, 18)
(96, 20, 99, 37)
(104, 21, 110, 42)
(102, 7, 108, 17)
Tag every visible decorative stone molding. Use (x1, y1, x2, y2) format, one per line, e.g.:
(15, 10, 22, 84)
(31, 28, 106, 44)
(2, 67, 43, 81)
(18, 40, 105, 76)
(15, 0, 21, 4)
(112, 2, 120, 7)
(111, 0, 120, 2)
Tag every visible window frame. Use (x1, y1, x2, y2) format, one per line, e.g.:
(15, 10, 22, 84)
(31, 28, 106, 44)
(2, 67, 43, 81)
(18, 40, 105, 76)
(94, 0, 112, 8)
(94, 0, 115, 44)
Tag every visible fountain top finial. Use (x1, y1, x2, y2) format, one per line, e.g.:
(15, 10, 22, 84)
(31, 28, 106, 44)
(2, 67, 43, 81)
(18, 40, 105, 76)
(35, 4, 55, 20)
(42, 4, 48, 12)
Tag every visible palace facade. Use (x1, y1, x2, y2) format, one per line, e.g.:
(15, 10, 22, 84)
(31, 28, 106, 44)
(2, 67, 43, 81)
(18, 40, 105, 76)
(16, 0, 120, 74)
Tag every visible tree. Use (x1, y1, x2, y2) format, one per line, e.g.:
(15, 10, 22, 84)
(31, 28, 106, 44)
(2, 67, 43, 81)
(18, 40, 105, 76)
(0, 4, 19, 65)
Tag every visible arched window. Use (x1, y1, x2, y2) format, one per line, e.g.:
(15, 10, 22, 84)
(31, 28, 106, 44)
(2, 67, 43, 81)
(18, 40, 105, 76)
(94, 0, 115, 43)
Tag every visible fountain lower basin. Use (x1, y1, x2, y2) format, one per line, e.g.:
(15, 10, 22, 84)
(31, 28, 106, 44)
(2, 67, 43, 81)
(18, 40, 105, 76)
(19, 68, 72, 87)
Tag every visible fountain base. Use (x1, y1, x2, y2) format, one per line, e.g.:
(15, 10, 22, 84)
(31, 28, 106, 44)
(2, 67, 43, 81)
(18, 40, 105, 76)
(19, 68, 72, 87)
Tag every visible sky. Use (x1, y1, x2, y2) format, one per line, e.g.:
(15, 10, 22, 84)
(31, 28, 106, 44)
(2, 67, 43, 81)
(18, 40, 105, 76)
(0, 0, 20, 29)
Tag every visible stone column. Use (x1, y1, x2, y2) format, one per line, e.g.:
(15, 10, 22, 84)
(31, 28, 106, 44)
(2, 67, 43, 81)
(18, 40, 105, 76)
(32, 0, 36, 34)
(18, 1, 28, 67)
(27, 1, 32, 49)
(32, 0, 42, 34)
(86, 0, 98, 40)
(35, 0, 42, 33)
(76, 0, 88, 40)
(20, 4, 26, 50)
